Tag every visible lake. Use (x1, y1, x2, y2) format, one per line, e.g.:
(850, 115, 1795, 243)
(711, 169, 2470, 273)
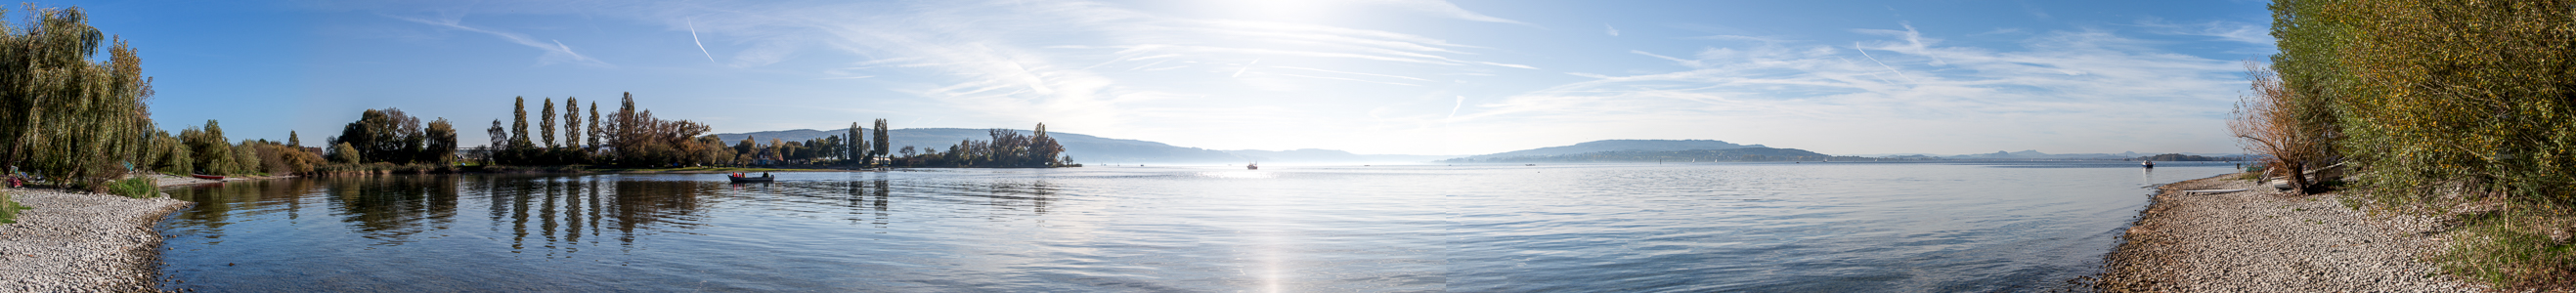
(156, 161, 2237, 292)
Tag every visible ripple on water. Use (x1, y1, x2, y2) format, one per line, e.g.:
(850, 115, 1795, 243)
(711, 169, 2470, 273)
(157, 162, 2235, 292)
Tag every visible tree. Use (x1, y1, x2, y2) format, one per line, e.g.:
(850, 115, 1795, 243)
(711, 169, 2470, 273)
(587, 102, 601, 151)
(540, 98, 556, 148)
(860, 122, 881, 165)
(510, 97, 531, 150)
(333, 108, 426, 164)
(182, 120, 236, 175)
(330, 143, 362, 164)
(873, 119, 891, 159)
(564, 97, 581, 149)
(0, 6, 157, 188)
(485, 119, 505, 163)
(2234, 63, 2324, 192)
(423, 118, 457, 165)
(287, 131, 301, 147)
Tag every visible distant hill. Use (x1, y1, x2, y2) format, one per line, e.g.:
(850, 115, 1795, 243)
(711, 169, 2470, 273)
(1442, 147, 1856, 163)
(1223, 148, 1460, 164)
(715, 128, 1243, 164)
(1455, 140, 1762, 161)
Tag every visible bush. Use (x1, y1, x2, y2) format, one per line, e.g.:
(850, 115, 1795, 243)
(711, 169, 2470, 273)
(108, 176, 156, 198)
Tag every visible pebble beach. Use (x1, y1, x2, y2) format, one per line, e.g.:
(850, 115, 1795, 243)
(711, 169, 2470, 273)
(2095, 173, 2480, 292)
(0, 175, 238, 292)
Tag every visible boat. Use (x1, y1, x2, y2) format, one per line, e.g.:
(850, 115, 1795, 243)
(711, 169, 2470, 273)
(191, 174, 225, 180)
(726, 174, 774, 184)
(1246, 163, 1258, 170)
(2142, 160, 2156, 169)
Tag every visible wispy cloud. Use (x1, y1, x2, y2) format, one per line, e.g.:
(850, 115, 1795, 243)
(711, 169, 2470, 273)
(1605, 23, 1620, 36)
(389, 15, 608, 66)
(1447, 24, 2248, 154)
(1374, 0, 1529, 25)
(2133, 18, 2273, 46)
(647, 0, 1532, 143)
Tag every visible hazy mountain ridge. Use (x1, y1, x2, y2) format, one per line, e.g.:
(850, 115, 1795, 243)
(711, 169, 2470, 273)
(1443, 147, 1852, 163)
(1456, 140, 1762, 160)
(1222, 148, 1460, 164)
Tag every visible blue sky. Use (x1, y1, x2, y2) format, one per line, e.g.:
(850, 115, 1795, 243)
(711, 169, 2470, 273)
(57, 0, 2274, 155)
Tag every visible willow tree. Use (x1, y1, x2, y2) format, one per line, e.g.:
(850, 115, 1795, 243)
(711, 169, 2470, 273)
(0, 6, 156, 188)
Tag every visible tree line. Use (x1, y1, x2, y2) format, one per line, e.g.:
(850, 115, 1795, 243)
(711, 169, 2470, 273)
(473, 95, 1070, 169)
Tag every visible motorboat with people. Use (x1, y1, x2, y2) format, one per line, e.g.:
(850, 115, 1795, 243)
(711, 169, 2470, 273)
(2142, 160, 2156, 169)
(727, 172, 774, 183)
(1246, 163, 1258, 170)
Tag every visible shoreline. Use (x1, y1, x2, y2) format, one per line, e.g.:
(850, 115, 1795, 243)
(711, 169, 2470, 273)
(2092, 173, 2476, 291)
(0, 187, 190, 292)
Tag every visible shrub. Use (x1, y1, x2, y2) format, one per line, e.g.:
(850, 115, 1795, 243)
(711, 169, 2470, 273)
(108, 176, 156, 198)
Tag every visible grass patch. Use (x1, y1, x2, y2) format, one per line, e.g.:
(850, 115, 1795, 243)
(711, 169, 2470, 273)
(2436, 209, 2576, 289)
(0, 189, 19, 224)
(108, 177, 157, 198)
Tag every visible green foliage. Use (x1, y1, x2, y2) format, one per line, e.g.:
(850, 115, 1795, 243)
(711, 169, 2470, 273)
(540, 98, 556, 148)
(330, 143, 362, 164)
(180, 120, 238, 175)
(152, 133, 190, 175)
(108, 176, 153, 198)
(891, 124, 1067, 168)
(229, 142, 259, 175)
(0, 6, 157, 188)
(2272, 0, 2576, 289)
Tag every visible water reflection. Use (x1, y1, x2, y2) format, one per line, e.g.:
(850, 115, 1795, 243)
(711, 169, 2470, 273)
(158, 164, 2223, 292)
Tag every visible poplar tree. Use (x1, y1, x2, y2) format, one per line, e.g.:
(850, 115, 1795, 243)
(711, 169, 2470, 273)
(587, 102, 600, 151)
(564, 97, 581, 149)
(511, 97, 531, 150)
(873, 119, 891, 159)
(540, 98, 556, 148)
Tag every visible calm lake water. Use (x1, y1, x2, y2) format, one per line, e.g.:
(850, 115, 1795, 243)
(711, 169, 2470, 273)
(156, 161, 2235, 292)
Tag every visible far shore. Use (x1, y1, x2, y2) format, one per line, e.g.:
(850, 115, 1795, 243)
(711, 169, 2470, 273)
(2091, 173, 2476, 291)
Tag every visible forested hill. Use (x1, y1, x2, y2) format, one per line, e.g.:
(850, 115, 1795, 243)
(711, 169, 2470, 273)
(1440, 147, 1857, 163)
(715, 128, 1244, 164)
(1453, 140, 1762, 160)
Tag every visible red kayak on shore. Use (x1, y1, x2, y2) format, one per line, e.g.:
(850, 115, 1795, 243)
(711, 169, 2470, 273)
(192, 174, 225, 180)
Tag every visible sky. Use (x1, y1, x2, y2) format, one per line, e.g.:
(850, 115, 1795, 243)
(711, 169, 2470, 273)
(50, 0, 2275, 156)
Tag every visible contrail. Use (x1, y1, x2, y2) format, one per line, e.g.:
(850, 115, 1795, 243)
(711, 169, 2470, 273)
(1854, 43, 1915, 83)
(1448, 96, 1465, 119)
(1233, 59, 1261, 77)
(688, 19, 716, 63)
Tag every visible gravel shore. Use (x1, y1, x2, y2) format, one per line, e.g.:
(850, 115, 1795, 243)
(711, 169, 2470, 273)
(2095, 173, 2479, 292)
(0, 188, 191, 292)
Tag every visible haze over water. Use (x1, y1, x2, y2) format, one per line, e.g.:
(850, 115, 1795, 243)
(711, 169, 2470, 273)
(156, 162, 2235, 292)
